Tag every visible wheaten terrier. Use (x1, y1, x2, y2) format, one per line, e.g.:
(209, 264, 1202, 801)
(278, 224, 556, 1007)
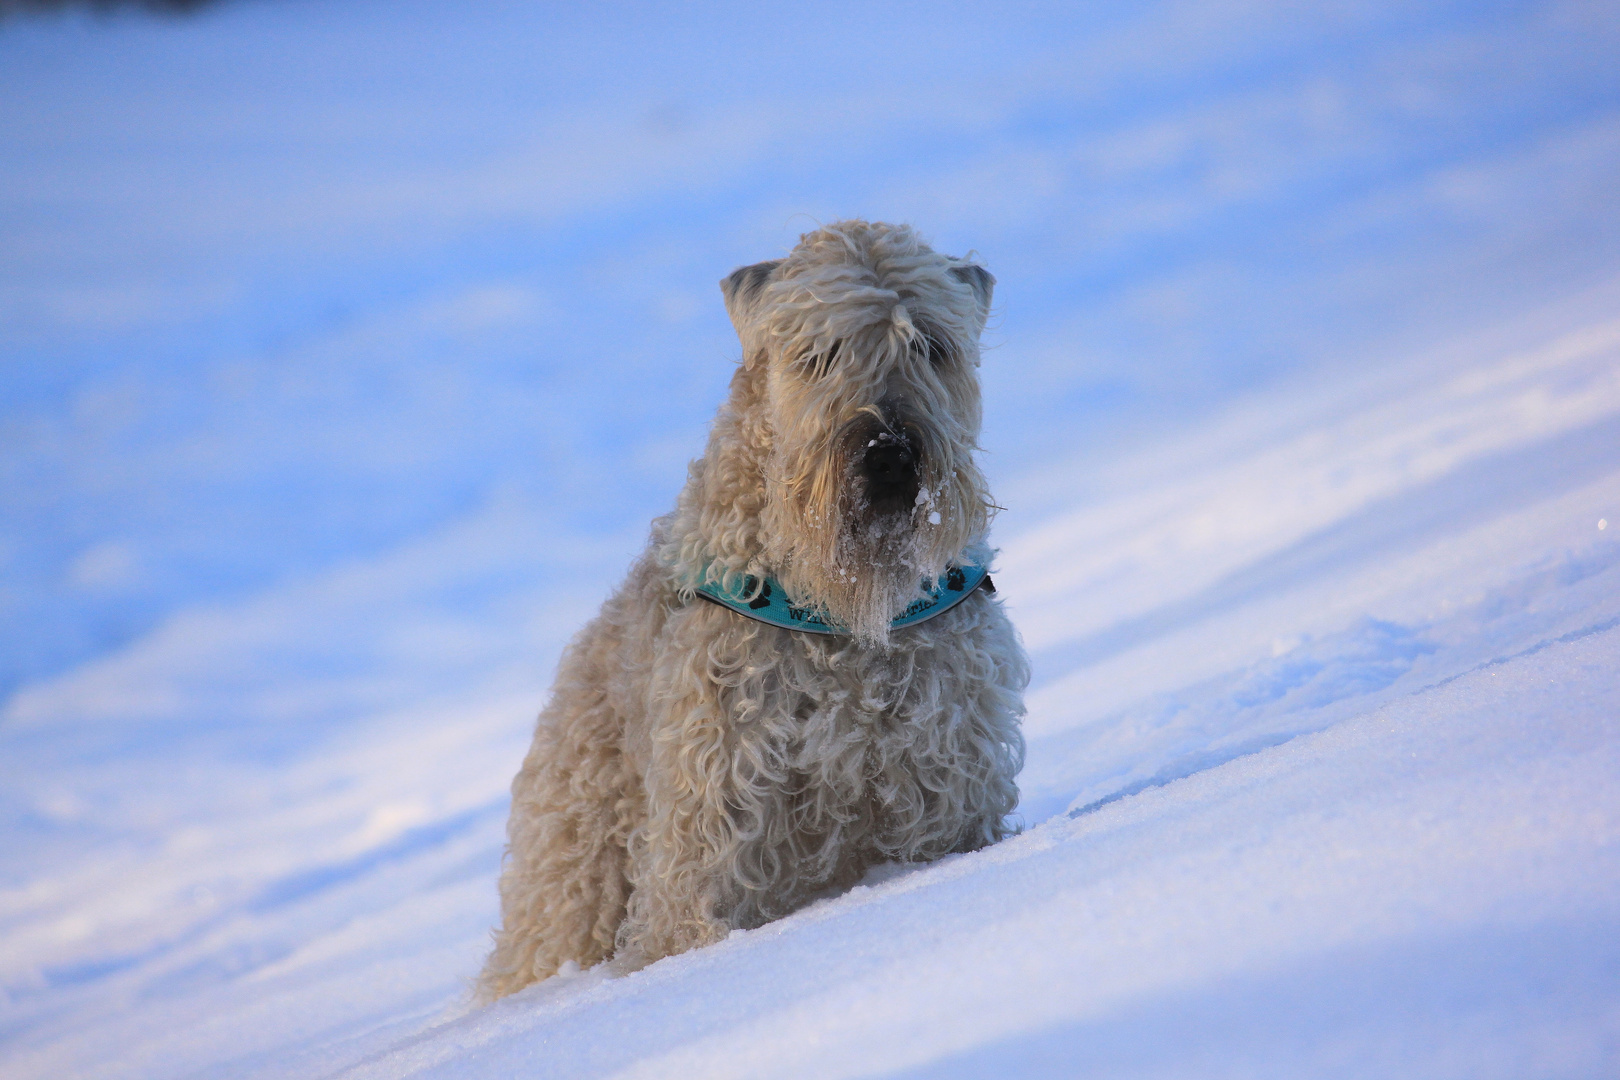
(478, 220, 1027, 1000)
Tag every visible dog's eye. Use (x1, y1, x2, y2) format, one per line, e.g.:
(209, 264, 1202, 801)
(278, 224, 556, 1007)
(804, 341, 842, 378)
(918, 335, 950, 367)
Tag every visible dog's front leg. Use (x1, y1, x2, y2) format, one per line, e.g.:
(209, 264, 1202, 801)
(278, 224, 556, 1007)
(615, 679, 742, 968)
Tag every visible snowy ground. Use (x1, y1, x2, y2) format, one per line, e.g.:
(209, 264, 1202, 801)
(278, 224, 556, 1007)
(4, 3, 1620, 1078)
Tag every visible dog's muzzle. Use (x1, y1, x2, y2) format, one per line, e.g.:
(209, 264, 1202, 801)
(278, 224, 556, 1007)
(859, 428, 919, 514)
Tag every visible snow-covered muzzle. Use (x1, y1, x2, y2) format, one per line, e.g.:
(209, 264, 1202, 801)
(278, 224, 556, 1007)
(850, 400, 920, 516)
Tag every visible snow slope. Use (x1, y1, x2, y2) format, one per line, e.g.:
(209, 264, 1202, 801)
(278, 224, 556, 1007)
(4, 2, 1620, 1077)
(4, 296, 1618, 1079)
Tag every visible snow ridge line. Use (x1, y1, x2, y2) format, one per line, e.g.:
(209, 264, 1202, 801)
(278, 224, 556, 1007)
(1063, 610, 1620, 822)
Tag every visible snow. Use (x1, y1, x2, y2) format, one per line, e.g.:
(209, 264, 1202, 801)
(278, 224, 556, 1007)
(4, 2, 1620, 1078)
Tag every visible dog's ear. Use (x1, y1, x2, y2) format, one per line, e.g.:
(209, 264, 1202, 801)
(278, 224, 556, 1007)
(720, 260, 782, 362)
(949, 262, 995, 321)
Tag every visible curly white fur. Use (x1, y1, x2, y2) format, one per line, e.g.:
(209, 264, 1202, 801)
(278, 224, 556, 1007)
(477, 221, 1028, 1001)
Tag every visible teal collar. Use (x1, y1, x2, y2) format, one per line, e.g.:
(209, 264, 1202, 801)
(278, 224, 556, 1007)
(693, 564, 991, 635)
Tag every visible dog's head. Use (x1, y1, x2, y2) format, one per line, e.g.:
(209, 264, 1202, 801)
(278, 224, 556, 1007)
(720, 221, 996, 644)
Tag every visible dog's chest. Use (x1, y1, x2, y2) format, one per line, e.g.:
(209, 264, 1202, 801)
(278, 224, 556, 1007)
(645, 589, 990, 758)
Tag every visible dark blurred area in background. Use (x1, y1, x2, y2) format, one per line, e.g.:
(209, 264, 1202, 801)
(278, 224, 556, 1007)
(0, 0, 219, 19)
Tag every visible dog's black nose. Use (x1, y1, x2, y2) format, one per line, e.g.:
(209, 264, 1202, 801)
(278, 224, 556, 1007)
(863, 440, 916, 485)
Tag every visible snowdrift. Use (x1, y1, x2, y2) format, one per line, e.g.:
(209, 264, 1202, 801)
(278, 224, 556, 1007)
(4, 303, 1618, 1079)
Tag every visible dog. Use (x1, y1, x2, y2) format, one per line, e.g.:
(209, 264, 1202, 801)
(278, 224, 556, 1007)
(477, 220, 1027, 1000)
